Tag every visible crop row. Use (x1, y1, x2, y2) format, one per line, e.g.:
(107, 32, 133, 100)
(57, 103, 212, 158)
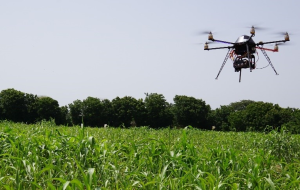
(0, 121, 300, 189)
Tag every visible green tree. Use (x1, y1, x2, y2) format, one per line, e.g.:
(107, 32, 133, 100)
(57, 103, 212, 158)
(69, 100, 84, 126)
(0, 103, 2, 120)
(101, 99, 113, 126)
(229, 100, 255, 111)
(144, 93, 173, 128)
(0, 88, 27, 122)
(69, 98, 114, 127)
(173, 95, 211, 129)
(24, 93, 38, 123)
(82, 97, 103, 127)
(112, 96, 146, 127)
(36, 96, 60, 123)
(56, 106, 72, 126)
(245, 102, 279, 131)
(228, 101, 289, 131)
(211, 100, 255, 131)
(228, 110, 247, 131)
(264, 106, 293, 128)
(284, 108, 300, 133)
(211, 105, 234, 131)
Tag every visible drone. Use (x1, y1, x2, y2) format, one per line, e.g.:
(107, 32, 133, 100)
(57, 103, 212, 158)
(203, 26, 290, 82)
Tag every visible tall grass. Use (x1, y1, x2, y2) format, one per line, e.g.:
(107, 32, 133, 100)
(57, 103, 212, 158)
(0, 121, 299, 189)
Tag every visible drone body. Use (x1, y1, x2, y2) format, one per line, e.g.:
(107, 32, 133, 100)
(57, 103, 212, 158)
(204, 27, 290, 82)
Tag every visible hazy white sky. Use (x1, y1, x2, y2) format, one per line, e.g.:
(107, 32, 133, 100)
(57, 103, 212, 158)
(0, 0, 299, 109)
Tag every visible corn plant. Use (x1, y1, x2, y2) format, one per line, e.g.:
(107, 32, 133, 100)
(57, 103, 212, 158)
(0, 121, 299, 189)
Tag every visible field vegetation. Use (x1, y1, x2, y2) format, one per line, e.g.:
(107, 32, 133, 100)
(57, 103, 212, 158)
(1, 88, 300, 134)
(1, 121, 300, 189)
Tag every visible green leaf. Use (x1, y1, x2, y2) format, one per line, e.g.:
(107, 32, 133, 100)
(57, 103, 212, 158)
(47, 182, 56, 190)
(31, 182, 43, 189)
(87, 168, 95, 186)
(70, 179, 83, 189)
(144, 181, 156, 186)
(160, 164, 169, 181)
(88, 136, 95, 147)
(38, 165, 54, 176)
(132, 181, 140, 186)
(264, 175, 275, 190)
(63, 181, 70, 190)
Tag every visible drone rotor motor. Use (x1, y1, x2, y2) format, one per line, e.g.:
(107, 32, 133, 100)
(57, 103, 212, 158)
(274, 44, 279, 52)
(284, 32, 290, 41)
(208, 32, 214, 40)
(250, 26, 255, 35)
(204, 42, 209, 50)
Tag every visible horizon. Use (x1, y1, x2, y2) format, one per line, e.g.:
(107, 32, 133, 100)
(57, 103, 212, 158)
(1, 1, 299, 110)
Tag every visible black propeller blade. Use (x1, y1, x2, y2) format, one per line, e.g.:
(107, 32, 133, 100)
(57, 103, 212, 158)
(266, 42, 291, 47)
(275, 32, 290, 35)
(272, 31, 295, 37)
(199, 31, 212, 35)
(198, 41, 214, 44)
(276, 42, 289, 46)
(246, 25, 268, 31)
(198, 30, 216, 35)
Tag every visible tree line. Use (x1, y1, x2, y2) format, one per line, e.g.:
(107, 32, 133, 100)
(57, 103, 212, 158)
(0, 88, 299, 133)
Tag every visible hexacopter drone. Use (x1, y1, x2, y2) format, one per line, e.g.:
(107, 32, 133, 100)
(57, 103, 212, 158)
(204, 26, 290, 82)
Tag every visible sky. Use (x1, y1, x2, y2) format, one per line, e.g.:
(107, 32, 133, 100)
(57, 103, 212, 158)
(0, 0, 299, 109)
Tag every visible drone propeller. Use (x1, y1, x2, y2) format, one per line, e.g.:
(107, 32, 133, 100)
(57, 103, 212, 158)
(273, 31, 293, 41)
(246, 25, 268, 30)
(276, 42, 289, 46)
(198, 41, 214, 45)
(251, 26, 267, 30)
(198, 30, 216, 35)
(266, 41, 290, 46)
(266, 42, 287, 47)
(273, 31, 296, 36)
(197, 30, 216, 41)
(245, 25, 268, 35)
(263, 42, 291, 52)
(275, 32, 290, 35)
(197, 41, 214, 50)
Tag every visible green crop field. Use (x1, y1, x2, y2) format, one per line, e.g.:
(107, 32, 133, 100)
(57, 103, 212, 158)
(0, 121, 300, 189)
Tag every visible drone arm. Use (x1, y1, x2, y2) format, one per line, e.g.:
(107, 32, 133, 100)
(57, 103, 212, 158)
(256, 46, 278, 52)
(256, 40, 287, 46)
(204, 46, 234, 50)
(211, 39, 235, 45)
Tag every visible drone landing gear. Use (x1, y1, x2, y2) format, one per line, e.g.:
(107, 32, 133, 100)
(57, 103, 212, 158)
(246, 44, 252, 72)
(239, 69, 242, 82)
(215, 48, 231, 80)
(260, 47, 279, 75)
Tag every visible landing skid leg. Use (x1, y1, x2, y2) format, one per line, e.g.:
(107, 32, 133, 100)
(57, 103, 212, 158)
(215, 49, 231, 80)
(246, 44, 252, 72)
(239, 69, 242, 82)
(260, 47, 279, 75)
